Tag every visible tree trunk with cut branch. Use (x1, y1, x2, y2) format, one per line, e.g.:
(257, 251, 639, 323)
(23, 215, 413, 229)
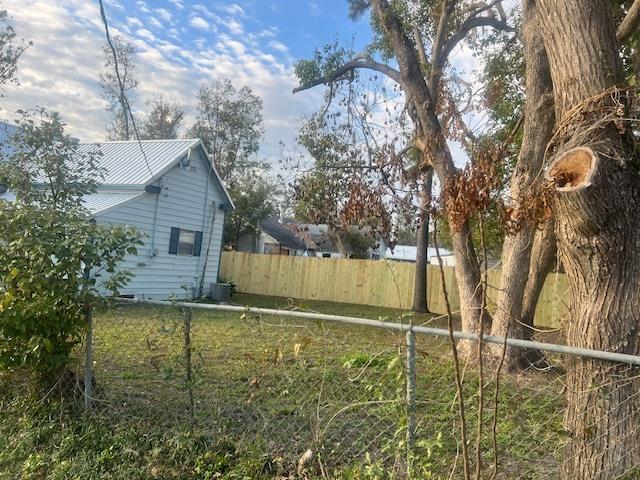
(537, 0, 640, 477)
(490, 0, 555, 367)
(413, 167, 433, 313)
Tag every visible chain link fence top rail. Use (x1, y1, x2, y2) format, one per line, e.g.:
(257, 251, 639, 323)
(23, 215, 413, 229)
(62, 298, 640, 479)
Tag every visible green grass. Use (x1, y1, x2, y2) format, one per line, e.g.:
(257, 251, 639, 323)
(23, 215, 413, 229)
(0, 294, 566, 479)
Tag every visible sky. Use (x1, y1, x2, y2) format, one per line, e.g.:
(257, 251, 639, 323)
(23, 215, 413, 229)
(0, 0, 375, 164)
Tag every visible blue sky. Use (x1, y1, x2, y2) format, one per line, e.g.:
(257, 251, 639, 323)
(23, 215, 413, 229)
(0, 0, 374, 164)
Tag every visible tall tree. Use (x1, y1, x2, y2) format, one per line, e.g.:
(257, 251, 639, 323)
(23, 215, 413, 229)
(187, 79, 265, 186)
(295, 0, 516, 340)
(292, 107, 392, 258)
(488, 1, 556, 367)
(224, 172, 277, 250)
(140, 95, 185, 140)
(294, 45, 431, 308)
(534, 0, 640, 477)
(98, 35, 139, 140)
(0, 8, 29, 90)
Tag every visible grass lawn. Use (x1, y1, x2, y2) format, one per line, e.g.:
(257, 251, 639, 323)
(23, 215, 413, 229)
(0, 294, 566, 479)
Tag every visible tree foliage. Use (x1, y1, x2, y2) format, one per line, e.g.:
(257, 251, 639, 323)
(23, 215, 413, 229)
(187, 79, 265, 186)
(141, 95, 185, 140)
(0, 8, 29, 90)
(223, 172, 277, 249)
(98, 35, 139, 141)
(0, 111, 142, 381)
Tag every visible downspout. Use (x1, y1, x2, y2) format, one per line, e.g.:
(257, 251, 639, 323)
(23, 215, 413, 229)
(137, 184, 161, 267)
(198, 201, 217, 297)
(216, 206, 227, 283)
(196, 147, 209, 295)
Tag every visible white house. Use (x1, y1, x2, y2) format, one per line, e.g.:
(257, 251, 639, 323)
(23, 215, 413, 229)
(383, 245, 453, 263)
(1, 138, 234, 300)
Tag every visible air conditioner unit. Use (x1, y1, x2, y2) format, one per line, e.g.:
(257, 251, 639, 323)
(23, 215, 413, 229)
(209, 282, 232, 302)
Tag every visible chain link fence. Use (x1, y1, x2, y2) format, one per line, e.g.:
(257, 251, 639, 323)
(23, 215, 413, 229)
(52, 299, 635, 479)
(3, 298, 637, 478)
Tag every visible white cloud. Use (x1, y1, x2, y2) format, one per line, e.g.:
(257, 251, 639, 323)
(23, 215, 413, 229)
(219, 4, 244, 16)
(147, 16, 163, 30)
(255, 27, 277, 38)
(189, 16, 209, 30)
(225, 18, 243, 35)
(127, 17, 143, 28)
(309, 2, 320, 16)
(136, 28, 155, 42)
(135, 0, 150, 14)
(192, 4, 216, 19)
(168, 0, 184, 10)
(0, 0, 323, 166)
(268, 40, 288, 53)
(154, 8, 172, 22)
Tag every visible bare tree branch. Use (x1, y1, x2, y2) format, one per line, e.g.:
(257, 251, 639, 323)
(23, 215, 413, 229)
(292, 56, 401, 93)
(617, 0, 640, 43)
(430, 0, 456, 97)
(413, 24, 429, 70)
(439, 16, 516, 75)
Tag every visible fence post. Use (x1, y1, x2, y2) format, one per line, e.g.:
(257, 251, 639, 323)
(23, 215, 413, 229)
(406, 328, 417, 476)
(182, 306, 195, 430)
(84, 303, 93, 410)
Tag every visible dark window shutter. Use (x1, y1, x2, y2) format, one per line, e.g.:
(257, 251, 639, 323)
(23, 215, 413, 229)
(169, 227, 180, 254)
(193, 231, 203, 256)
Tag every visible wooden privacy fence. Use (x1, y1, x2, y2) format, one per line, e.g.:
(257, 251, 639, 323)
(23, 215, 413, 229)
(219, 252, 568, 328)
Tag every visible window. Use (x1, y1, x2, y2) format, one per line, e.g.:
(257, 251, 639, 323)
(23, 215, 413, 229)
(169, 227, 203, 256)
(177, 229, 195, 255)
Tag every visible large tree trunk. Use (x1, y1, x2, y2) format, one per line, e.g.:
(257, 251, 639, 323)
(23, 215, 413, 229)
(372, 0, 488, 337)
(491, 0, 555, 368)
(412, 167, 433, 313)
(548, 147, 640, 479)
(537, 1, 640, 477)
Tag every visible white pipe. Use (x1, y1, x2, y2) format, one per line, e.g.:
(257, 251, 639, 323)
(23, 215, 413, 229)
(116, 298, 640, 367)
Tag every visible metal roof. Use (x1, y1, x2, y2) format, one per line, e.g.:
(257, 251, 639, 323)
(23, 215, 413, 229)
(83, 191, 143, 214)
(78, 139, 199, 186)
(77, 139, 234, 209)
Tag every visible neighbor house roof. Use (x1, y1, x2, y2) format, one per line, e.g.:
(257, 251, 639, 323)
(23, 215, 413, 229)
(259, 217, 308, 251)
(284, 223, 338, 254)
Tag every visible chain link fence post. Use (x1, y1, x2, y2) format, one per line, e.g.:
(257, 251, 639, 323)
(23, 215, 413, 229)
(83, 303, 93, 410)
(406, 328, 417, 477)
(182, 306, 195, 431)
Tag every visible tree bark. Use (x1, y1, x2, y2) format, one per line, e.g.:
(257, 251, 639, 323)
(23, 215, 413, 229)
(537, 0, 622, 120)
(536, 1, 640, 477)
(490, 0, 555, 367)
(412, 167, 433, 313)
(520, 220, 557, 341)
(547, 147, 640, 479)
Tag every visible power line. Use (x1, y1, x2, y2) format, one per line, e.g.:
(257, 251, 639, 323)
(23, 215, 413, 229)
(98, 0, 157, 183)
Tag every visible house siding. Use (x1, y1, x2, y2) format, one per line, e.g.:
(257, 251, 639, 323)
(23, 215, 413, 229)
(96, 148, 226, 300)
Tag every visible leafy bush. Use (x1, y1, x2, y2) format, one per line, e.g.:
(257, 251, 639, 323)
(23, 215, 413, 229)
(0, 110, 142, 383)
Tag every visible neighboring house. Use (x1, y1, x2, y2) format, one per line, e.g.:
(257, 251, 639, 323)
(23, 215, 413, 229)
(238, 218, 387, 259)
(0, 138, 234, 300)
(384, 245, 452, 263)
(289, 223, 343, 258)
(237, 216, 308, 256)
